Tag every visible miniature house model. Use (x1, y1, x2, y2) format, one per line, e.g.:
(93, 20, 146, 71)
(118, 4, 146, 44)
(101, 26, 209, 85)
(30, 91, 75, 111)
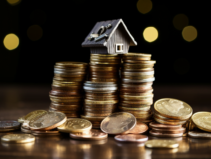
(82, 19, 137, 54)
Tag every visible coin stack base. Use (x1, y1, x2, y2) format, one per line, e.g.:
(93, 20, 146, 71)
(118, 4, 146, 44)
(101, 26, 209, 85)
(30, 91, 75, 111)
(120, 53, 156, 124)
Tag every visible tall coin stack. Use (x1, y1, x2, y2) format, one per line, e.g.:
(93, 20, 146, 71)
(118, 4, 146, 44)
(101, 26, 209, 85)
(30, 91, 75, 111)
(81, 54, 121, 128)
(49, 62, 88, 118)
(119, 53, 156, 124)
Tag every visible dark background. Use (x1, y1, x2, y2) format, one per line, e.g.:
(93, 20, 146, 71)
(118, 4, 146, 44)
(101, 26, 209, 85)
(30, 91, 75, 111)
(0, 0, 210, 85)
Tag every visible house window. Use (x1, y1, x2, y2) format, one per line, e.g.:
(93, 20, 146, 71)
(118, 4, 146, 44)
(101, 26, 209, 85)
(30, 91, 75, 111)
(116, 44, 124, 53)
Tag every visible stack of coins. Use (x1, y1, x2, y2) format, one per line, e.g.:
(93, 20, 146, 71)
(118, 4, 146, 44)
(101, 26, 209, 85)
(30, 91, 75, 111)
(153, 98, 192, 126)
(49, 62, 88, 118)
(119, 53, 155, 124)
(149, 122, 186, 138)
(81, 81, 119, 128)
(89, 54, 121, 83)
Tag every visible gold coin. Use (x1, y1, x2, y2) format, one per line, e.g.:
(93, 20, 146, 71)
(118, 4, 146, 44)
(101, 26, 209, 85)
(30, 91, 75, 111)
(154, 112, 187, 122)
(119, 106, 151, 111)
(123, 63, 155, 69)
(119, 103, 151, 108)
(90, 61, 121, 65)
(122, 56, 151, 61)
(154, 98, 193, 120)
(85, 99, 118, 105)
(124, 60, 156, 64)
(122, 68, 154, 72)
(154, 117, 186, 125)
(121, 75, 154, 80)
(57, 118, 92, 133)
(29, 112, 67, 130)
(84, 112, 111, 117)
(100, 112, 136, 134)
(145, 139, 179, 148)
(188, 119, 196, 131)
(188, 131, 211, 138)
(18, 116, 25, 123)
(89, 78, 118, 82)
(23, 110, 47, 126)
(1, 134, 35, 143)
(123, 53, 151, 57)
(192, 112, 211, 132)
(81, 115, 105, 121)
(120, 94, 153, 100)
(56, 61, 88, 67)
(121, 99, 153, 105)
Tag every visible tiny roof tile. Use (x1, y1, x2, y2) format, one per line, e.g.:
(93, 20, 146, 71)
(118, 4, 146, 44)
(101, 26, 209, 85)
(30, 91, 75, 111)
(82, 19, 137, 47)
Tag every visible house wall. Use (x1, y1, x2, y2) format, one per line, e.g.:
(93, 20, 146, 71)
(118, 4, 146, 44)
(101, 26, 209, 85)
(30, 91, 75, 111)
(90, 47, 108, 54)
(107, 23, 130, 54)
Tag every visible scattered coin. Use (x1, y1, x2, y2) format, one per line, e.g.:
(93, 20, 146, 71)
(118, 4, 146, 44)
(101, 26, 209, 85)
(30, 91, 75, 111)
(191, 112, 211, 132)
(57, 118, 92, 133)
(0, 121, 20, 131)
(122, 122, 148, 134)
(100, 112, 136, 134)
(188, 131, 211, 138)
(70, 129, 107, 140)
(145, 139, 179, 148)
(29, 111, 67, 130)
(114, 134, 148, 142)
(1, 134, 35, 143)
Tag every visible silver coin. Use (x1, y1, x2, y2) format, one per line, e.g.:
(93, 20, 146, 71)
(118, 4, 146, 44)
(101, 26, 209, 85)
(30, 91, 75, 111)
(84, 83, 117, 87)
(83, 86, 118, 91)
(188, 131, 211, 138)
(122, 78, 155, 83)
(0, 121, 21, 129)
(114, 134, 148, 142)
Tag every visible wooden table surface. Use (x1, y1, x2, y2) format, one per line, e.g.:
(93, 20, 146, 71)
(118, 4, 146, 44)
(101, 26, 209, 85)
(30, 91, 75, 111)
(0, 84, 211, 159)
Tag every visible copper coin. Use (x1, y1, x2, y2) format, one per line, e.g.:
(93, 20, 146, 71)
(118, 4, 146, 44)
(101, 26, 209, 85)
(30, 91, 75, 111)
(65, 114, 80, 118)
(70, 129, 107, 140)
(84, 112, 111, 117)
(85, 92, 117, 96)
(114, 134, 148, 142)
(149, 130, 183, 138)
(81, 115, 105, 121)
(89, 78, 119, 82)
(49, 107, 79, 114)
(122, 122, 148, 134)
(154, 117, 187, 125)
(120, 91, 154, 96)
(122, 68, 154, 72)
(50, 104, 81, 111)
(120, 88, 153, 93)
(119, 103, 151, 108)
(149, 122, 182, 129)
(151, 127, 186, 134)
(121, 99, 153, 105)
(84, 106, 115, 111)
(49, 90, 82, 97)
(153, 113, 187, 122)
(84, 109, 114, 114)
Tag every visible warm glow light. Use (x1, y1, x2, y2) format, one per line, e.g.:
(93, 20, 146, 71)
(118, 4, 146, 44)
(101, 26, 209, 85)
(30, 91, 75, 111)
(137, 0, 152, 14)
(174, 58, 190, 75)
(3, 33, 19, 50)
(182, 26, 197, 42)
(173, 14, 189, 30)
(7, 0, 21, 5)
(27, 25, 43, 41)
(143, 27, 158, 42)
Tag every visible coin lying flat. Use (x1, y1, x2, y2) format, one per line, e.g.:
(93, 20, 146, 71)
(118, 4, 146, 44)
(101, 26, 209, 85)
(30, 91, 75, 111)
(149, 122, 182, 129)
(149, 130, 183, 138)
(29, 111, 67, 130)
(145, 139, 179, 148)
(188, 131, 211, 138)
(154, 98, 192, 120)
(31, 130, 60, 136)
(100, 112, 136, 134)
(192, 112, 211, 132)
(122, 122, 148, 134)
(57, 118, 92, 133)
(154, 117, 186, 125)
(152, 127, 186, 134)
(1, 134, 35, 143)
(114, 134, 148, 142)
(70, 129, 107, 140)
(0, 121, 20, 130)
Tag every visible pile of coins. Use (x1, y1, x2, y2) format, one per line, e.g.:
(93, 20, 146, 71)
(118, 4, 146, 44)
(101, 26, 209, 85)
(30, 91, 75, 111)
(149, 122, 186, 138)
(49, 62, 88, 118)
(150, 98, 193, 137)
(82, 81, 119, 128)
(89, 54, 121, 82)
(119, 53, 156, 123)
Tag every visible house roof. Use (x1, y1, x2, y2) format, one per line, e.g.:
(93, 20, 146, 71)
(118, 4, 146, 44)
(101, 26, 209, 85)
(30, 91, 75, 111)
(81, 19, 137, 47)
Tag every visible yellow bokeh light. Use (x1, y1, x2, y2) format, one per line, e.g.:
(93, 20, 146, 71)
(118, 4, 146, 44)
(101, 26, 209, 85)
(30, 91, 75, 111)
(143, 27, 158, 42)
(182, 26, 197, 42)
(137, 0, 152, 14)
(3, 33, 19, 50)
(173, 14, 189, 30)
(7, 0, 21, 6)
(27, 25, 43, 41)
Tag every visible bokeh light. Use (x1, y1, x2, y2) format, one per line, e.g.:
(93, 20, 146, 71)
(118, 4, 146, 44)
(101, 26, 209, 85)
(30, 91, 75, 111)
(173, 14, 189, 30)
(7, 0, 21, 6)
(137, 0, 152, 14)
(27, 25, 43, 41)
(30, 10, 47, 25)
(182, 26, 197, 42)
(143, 27, 158, 42)
(3, 33, 19, 50)
(174, 58, 190, 75)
